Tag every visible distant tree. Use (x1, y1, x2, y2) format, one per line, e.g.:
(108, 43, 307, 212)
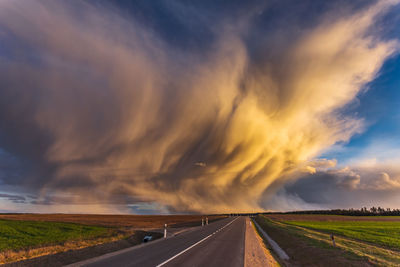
(361, 207, 367, 213)
(278, 206, 400, 216)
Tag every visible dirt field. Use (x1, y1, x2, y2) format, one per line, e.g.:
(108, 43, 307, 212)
(0, 214, 225, 228)
(264, 214, 400, 222)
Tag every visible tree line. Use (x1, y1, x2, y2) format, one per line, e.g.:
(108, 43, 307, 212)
(264, 207, 400, 216)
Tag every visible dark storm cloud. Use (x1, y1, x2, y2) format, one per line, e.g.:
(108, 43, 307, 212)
(285, 172, 359, 204)
(270, 165, 400, 210)
(0, 0, 398, 213)
(0, 193, 26, 203)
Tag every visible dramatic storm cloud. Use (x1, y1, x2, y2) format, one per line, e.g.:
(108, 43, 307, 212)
(0, 0, 399, 213)
(270, 161, 400, 211)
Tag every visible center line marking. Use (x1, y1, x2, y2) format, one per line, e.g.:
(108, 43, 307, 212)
(156, 218, 238, 267)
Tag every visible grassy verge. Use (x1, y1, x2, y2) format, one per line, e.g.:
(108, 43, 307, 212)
(284, 220, 400, 250)
(255, 215, 375, 266)
(0, 219, 109, 252)
(250, 219, 282, 267)
(1, 230, 162, 266)
(0, 219, 129, 264)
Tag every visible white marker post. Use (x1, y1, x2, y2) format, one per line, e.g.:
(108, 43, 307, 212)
(164, 224, 167, 238)
(202, 218, 204, 226)
(206, 217, 208, 225)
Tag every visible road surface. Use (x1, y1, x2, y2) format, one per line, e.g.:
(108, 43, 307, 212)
(70, 217, 246, 267)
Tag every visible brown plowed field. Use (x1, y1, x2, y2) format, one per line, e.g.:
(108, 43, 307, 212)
(0, 214, 225, 228)
(264, 214, 400, 221)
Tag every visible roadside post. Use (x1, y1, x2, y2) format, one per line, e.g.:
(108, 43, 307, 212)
(206, 217, 208, 225)
(164, 224, 167, 238)
(202, 218, 204, 226)
(330, 234, 335, 247)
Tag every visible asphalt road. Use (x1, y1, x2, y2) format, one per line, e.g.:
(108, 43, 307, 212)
(71, 216, 245, 267)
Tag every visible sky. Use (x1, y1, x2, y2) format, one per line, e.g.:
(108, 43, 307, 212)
(0, 0, 400, 214)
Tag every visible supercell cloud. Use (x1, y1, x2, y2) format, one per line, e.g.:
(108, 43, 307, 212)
(0, 0, 399, 213)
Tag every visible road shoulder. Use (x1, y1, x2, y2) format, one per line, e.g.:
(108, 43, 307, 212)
(245, 217, 279, 267)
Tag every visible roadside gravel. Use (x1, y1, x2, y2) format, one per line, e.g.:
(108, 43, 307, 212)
(245, 217, 279, 267)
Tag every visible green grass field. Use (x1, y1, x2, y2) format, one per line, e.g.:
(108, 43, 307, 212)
(257, 215, 400, 266)
(284, 220, 400, 250)
(0, 219, 108, 251)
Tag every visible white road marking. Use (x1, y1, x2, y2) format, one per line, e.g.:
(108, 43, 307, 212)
(156, 217, 239, 267)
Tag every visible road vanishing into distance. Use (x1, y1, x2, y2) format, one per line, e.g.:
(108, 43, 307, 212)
(70, 217, 246, 267)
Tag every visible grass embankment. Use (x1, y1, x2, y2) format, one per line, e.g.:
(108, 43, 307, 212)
(0, 219, 108, 252)
(0, 219, 128, 264)
(285, 220, 400, 250)
(255, 215, 400, 266)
